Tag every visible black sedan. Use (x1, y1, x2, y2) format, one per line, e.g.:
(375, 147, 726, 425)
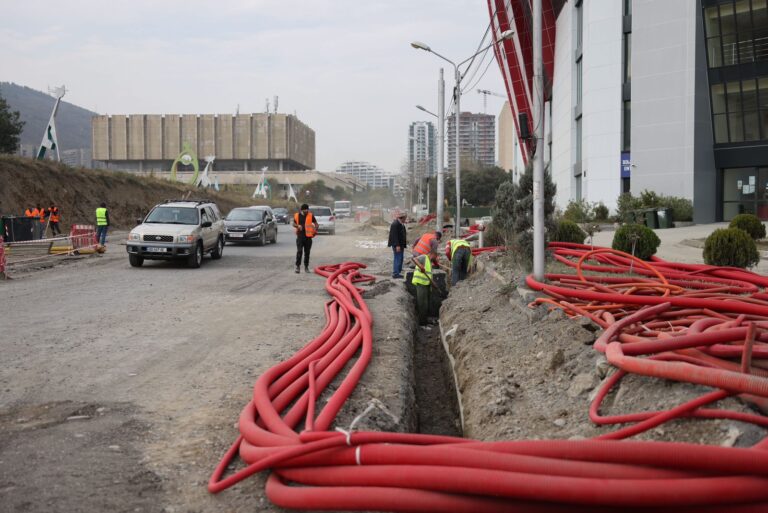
(272, 207, 290, 224)
(224, 207, 278, 245)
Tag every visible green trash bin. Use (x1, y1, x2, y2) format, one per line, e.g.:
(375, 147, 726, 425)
(656, 207, 674, 229)
(643, 209, 659, 229)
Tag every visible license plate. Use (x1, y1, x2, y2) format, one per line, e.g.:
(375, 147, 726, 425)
(229, 233, 244, 238)
(147, 246, 167, 252)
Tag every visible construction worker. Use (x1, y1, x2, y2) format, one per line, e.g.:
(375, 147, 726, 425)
(47, 204, 61, 236)
(292, 203, 318, 273)
(448, 238, 473, 286)
(95, 202, 110, 246)
(411, 246, 440, 326)
(24, 204, 45, 239)
(412, 230, 442, 265)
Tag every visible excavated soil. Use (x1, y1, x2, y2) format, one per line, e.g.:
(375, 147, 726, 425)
(440, 255, 766, 446)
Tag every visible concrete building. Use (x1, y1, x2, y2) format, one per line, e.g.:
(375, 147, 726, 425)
(446, 112, 496, 170)
(408, 121, 437, 178)
(489, 0, 768, 222)
(336, 161, 395, 189)
(92, 113, 315, 174)
(61, 148, 91, 168)
(497, 100, 525, 179)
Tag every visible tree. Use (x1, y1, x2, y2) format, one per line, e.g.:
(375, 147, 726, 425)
(491, 162, 557, 265)
(0, 90, 24, 154)
(428, 166, 510, 210)
(299, 180, 331, 204)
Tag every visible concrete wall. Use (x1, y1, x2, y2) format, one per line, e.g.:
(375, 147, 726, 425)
(92, 115, 110, 160)
(551, 3, 574, 210)
(163, 115, 181, 158)
(631, 0, 698, 199)
(146, 115, 163, 160)
(128, 115, 145, 160)
(199, 114, 215, 157)
(581, 0, 623, 212)
(216, 115, 233, 160)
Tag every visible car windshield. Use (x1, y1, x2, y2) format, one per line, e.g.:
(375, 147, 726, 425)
(226, 208, 266, 222)
(312, 207, 332, 217)
(145, 207, 199, 225)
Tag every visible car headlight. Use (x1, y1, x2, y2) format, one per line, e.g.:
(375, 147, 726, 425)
(248, 225, 262, 232)
(177, 234, 195, 243)
(128, 232, 141, 241)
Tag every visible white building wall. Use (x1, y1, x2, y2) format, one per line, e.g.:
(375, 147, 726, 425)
(581, 0, 623, 212)
(631, 0, 698, 199)
(551, 4, 574, 210)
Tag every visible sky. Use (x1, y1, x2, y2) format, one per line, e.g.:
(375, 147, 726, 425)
(0, 0, 508, 174)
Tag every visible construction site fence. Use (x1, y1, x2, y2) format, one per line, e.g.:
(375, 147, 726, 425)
(1, 225, 98, 277)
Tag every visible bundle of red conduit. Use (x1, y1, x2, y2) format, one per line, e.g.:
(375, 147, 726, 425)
(209, 255, 768, 512)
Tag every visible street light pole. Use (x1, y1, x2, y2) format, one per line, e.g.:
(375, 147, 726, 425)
(411, 29, 514, 238)
(437, 69, 445, 232)
(532, 0, 545, 280)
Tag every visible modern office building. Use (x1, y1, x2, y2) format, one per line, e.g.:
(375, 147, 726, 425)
(408, 121, 437, 179)
(498, 100, 524, 180)
(336, 161, 395, 189)
(92, 113, 315, 174)
(488, 0, 768, 222)
(446, 112, 496, 170)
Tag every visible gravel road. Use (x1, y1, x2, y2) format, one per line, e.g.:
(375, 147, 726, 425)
(0, 222, 405, 513)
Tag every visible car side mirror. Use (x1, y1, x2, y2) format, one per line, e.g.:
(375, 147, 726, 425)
(201, 221, 213, 228)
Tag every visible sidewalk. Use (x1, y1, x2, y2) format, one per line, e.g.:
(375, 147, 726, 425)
(590, 222, 768, 274)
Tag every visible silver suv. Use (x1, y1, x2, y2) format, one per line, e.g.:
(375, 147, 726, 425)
(126, 200, 225, 268)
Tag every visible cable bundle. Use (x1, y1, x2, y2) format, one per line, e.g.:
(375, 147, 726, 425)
(208, 253, 768, 512)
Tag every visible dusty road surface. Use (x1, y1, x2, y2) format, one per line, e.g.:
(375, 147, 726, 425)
(0, 221, 400, 513)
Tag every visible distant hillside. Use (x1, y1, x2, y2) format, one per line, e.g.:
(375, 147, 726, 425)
(0, 82, 96, 154)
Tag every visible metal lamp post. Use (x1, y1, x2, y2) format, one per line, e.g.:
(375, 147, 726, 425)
(411, 29, 514, 237)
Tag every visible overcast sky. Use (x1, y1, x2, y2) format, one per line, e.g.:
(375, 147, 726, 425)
(0, 0, 507, 173)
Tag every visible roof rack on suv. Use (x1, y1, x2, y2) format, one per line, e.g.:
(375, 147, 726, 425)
(163, 199, 213, 205)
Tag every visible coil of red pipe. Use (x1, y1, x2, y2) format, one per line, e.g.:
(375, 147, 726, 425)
(208, 252, 768, 511)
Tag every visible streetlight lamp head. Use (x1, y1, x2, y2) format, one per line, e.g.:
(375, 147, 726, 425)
(416, 105, 427, 112)
(410, 41, 431, 52)
(498, 29, 515, 41)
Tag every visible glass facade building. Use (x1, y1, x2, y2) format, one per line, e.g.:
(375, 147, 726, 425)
(703, 0, 768, 219)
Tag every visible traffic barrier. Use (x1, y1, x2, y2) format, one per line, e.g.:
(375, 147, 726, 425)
(209, 254, 768, 511)
(70, 224, 97, 251)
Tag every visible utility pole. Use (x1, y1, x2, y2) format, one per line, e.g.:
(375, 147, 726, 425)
(532, 0, 545, 280)
(437, 68, 445, 232)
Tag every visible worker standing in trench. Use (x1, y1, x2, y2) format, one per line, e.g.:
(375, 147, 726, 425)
(447, 238, 472, 286)
(411, 246, 440, 326)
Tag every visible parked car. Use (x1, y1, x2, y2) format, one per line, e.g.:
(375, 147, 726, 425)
(309, 205, 335, 235)
(126, 199, 225, 268)
(272, 207, 290, 224)
(224, 206, 278, 245)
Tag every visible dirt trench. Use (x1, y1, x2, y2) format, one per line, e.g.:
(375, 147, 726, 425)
(438, 256, 766, 446)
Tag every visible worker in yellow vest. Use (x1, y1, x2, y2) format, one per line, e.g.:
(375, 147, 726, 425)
(411, 246, 440, 326)
(95, 202, 110, 246)
(448, 238, 473, 286)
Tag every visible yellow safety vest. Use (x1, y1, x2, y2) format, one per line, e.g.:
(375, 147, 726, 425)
(450, 239, 473, 267)
(95, 207, 108, 226)
(411, 256, 432, 286)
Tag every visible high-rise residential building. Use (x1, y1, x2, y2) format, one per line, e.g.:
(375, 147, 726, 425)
(408, 121, 436, 179)
(488, 0, 768, 222)
(446, 112, 496, 170)
(498, 101, 523, 179)
(336, 161, 394, 189)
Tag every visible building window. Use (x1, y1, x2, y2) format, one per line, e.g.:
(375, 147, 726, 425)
(623, 32, 632, 83)
(711, 77, 768, 143)
(704, 0, 768, 68)
(576, 0, 583, 52)
(622, 101, 631, 151)
(722, 166, 768, 220)
(575, 116, 582, 163)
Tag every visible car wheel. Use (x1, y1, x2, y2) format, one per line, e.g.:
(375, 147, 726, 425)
(188, 242, 203, 268)
(211, 237, 224, 260)
(272, 229, 278, 244)
(257, 230, 266, 246)
(128, 254, 144, 267)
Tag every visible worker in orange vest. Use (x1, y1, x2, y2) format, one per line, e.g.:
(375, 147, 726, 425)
(292, 203, 319, 274)
(24, 204, 45, 239)
(48, 204, 61, 236)
(412, 230, 442, 265)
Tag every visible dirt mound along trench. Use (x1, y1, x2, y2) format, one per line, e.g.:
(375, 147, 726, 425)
(439, 256, 766, 446)
(0, 156, 256, 231)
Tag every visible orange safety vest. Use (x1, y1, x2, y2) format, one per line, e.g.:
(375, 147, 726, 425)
(49, 207, 60, 223)
(25, 207, 37, 218)
(38, 209, 46, 223)
(413, 232, 437, 256)
(294, 212, 317, 238)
